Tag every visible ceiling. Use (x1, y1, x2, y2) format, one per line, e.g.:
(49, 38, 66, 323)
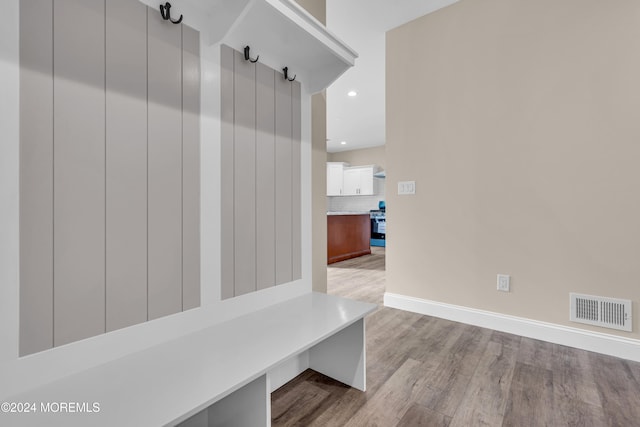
(325, 0, 459, 153)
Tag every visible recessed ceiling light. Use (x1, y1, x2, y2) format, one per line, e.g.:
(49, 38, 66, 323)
(347, 91, 357, 97)
(341, 141, 347, 145)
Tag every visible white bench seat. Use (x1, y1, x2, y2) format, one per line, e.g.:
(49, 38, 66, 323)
(4, 292, 376, 427)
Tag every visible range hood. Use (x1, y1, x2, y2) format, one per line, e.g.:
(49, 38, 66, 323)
(373, 170, 386, 179)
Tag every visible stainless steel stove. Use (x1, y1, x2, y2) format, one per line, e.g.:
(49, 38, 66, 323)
(370, 206, 386, 247)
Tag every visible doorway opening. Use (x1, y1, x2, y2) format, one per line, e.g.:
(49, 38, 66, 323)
(327, 246, 385, 306)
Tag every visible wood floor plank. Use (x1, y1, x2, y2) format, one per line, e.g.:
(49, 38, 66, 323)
(367, 307, 422, 349)
(414, 377, 472, 419)
(293, 373, 355, 427)
(397, 403, 451, 427)
(304, 388, 367, 427)
(489, 330, 521, 351)
(412, 326, 494, 418)
(517, 336, 555, 370)
(344, 358, 433, 427)
(428, 325, 492, 387)
(549, 397, 607, 427)
(407, 318, 466, 371)
(271, 380, 330, 426)
(502, 362, 555, 427)
(448, 337, 518, 426)
(588, 352, 640, 426)
(272, 369, 315, 396)
(551, 345, 601, 408)
(307, 311, 425, 427)
(327, 248, 385, 305)
(627, 359, 640, 386)
(272, 247, 640, 426)
(302, 369, 352, 395)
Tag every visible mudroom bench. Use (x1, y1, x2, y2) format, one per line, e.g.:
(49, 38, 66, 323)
(5, 293, 376, 427)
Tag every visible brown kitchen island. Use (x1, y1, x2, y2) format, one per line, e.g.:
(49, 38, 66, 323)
(327, 212, 371, 264)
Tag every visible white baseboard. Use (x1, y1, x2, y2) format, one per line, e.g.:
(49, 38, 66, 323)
(384, 292, 640, 363)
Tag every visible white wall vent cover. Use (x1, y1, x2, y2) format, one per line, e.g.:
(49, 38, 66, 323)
(570, 293, 632, 332)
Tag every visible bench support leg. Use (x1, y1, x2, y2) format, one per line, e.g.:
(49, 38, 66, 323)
(309, 318, 366, 391)
(208, 374, 269, 427)
(179, 374, 270, 427)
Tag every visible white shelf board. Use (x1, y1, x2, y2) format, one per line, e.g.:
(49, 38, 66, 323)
(192, 0, 357, 93)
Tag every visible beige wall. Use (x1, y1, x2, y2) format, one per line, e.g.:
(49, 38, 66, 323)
(297, 0, 327, 292)
(311, 91, 328, 292)
(296, 0, 325, 23)
(386, 0, 640, 339)
(329, 145, 386, 170)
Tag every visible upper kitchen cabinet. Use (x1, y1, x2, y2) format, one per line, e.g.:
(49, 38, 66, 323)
(327, 162, 347, 196)
(188, 0, 358, 93)
(343, 165, 379, 196)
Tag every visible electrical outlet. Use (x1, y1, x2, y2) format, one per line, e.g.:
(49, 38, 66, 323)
(497, 274, 510, 292)
(398, 181, 416, 195)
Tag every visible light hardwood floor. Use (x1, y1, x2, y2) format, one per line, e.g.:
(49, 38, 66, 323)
(272, 248, 640, 426)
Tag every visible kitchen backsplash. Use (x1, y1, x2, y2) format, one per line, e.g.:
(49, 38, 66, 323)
(328, 180, 385, 212)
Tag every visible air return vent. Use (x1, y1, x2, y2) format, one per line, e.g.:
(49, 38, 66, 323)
(570, 293, 632, 332)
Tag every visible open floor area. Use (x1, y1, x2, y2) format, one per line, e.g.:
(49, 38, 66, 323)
(5, 2, 640, 425)
(272, 249, 640, 426)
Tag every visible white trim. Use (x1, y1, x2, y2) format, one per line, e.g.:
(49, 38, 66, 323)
(384, 292, 640, 363)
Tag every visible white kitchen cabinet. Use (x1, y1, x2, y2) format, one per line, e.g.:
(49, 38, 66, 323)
(359, 167, 375, 195)
(342, 167, 360, 195)
(343, 165, 377, 196)
(327, 162, 348, 196)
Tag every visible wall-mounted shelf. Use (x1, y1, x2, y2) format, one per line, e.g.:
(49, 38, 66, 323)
(188, 0, 358, 93)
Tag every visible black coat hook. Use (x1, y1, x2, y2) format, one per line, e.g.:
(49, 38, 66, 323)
(160, 2, 183, 24)
(282, 67, 296, 82)
(243, 46, 259, 63)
